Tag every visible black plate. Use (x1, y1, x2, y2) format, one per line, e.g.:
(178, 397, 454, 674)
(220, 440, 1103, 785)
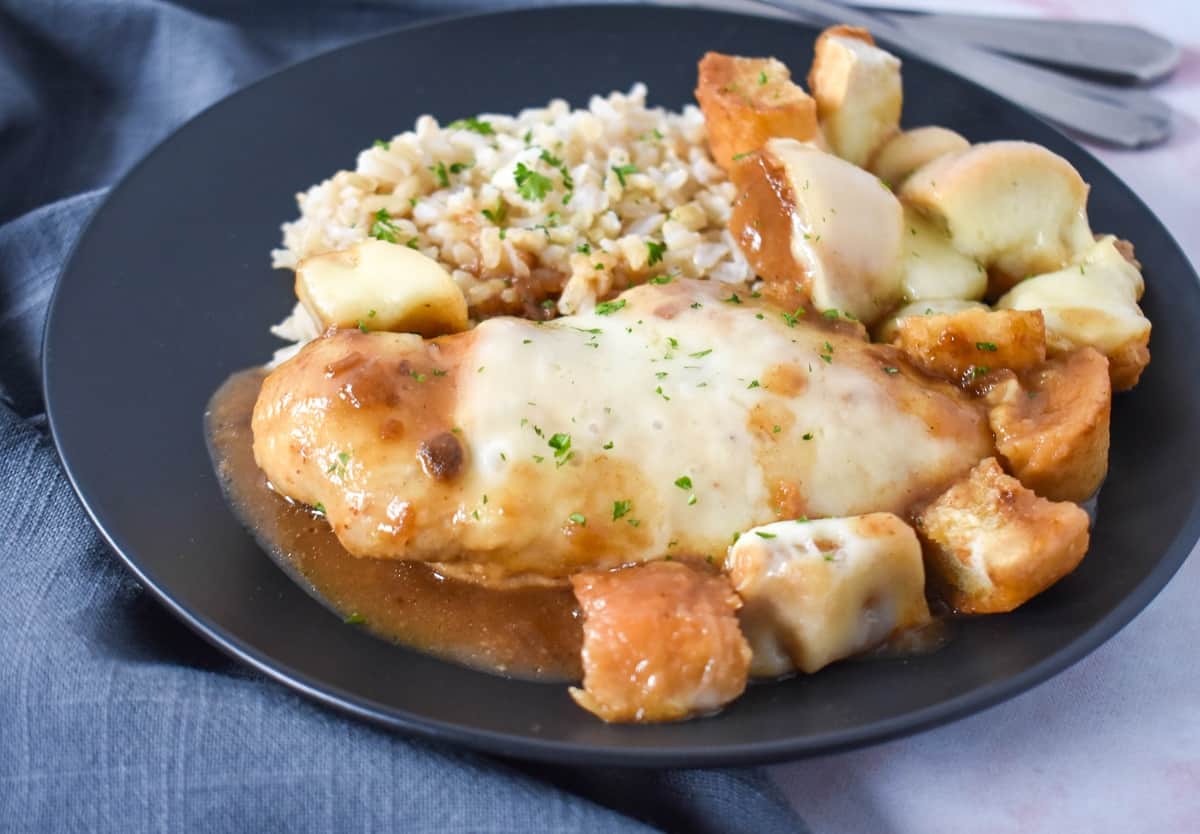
(44, 4, 1200, 766)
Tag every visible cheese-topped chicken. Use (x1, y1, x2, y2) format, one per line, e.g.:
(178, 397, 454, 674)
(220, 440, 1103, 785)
(253, 279, 992, 580)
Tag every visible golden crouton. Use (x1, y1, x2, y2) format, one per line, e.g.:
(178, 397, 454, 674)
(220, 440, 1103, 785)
(807, 25, 903, 167)
(891, 307, 1046, 386)
(569, 561, 751, 723)
(915, 457, 1090, 614)
(985, 348, 1111, 503)
(695, 52, 819, 173)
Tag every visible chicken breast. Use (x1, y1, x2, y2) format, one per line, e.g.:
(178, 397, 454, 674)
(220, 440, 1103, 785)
(569, 561, 751, 723)
(253, 279, 992, 580)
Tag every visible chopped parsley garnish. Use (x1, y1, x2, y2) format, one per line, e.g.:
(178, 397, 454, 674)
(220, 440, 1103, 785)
(344, 612, 367, 625)
(548, 433, 573, 467)
(976, 341, 999, 352)
(689, 348, 712, 358)
(410, 370, 426, 383)
(514, 162, 553, 201)
(758, 70, 768, 84)
(747, 379, 760, 389)
(821, 308, 841, 320)
(449, 161, 473, 174)
(481, 200, 508, 225)
(647, 274, 673, 285)
(690, 302, 703, 309)
(611, 163, 638, 187)
(532, 454, 545, 463)
(369, 208, 400, 243)
(731, 151, 753, 162)
(568, 512, 586, 526)
(602, 441, 614, 450)
(313, 502, 326, 515)
(576, 242, 591, 254)
(782, 308, 804, 327)
(540, 298, 556, 310)
(540, 149, 574, 196)
(612, 500, 632, 521)
(687, 494, 697, 506)
(773, 425, 781, 433)
(405, 237, 419, 250)
(326, 450, 351, 478)
(723, 293, 742, 304)
(802, 432, 813, 440)
(645, 240, 667, 266)
(755, 531, 777, 539)
(595, 299, 626, 315)
(674, 476, 693, 490)
(373, 139, 390, 150)
(655, 385, 670, 401)
(446, 116, 494, 135)
(357, 320, 369, 334)
(433, 161, 449, 188)
(972, 366, 991, 378)
(883, 366, 900, 375)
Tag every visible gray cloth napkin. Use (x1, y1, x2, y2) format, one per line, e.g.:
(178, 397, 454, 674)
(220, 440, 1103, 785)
(0, 1, 810, 831)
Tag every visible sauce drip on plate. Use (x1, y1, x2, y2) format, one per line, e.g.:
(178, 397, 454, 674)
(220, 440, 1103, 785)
(205, 368, 583, 682)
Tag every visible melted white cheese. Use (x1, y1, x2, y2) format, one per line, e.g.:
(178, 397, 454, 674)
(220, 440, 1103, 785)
(451, 280, 987, 563)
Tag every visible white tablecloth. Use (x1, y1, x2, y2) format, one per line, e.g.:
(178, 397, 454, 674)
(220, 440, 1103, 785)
(769, 2, 1200, 830)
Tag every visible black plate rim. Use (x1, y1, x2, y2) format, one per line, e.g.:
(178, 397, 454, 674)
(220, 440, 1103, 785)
(42, 3, 1200, 767)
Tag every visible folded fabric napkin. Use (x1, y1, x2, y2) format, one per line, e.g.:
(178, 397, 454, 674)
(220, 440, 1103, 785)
(0, 1, 809, 831)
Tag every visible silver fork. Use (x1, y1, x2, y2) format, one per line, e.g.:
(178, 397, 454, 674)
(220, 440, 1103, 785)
(737, 0, 1174, 147)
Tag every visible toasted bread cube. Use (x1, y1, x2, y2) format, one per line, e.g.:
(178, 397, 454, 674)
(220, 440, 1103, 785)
(900, 205, 987, 303)
(569, 561, 750, 723)
(985, 348, 1111, 502)
(996, 235, 1150, 390)
(869, 126, 970, 188)
(900, 141, 1094, 289)
(730, 138, 903, 324)
(916, 458, 1090, 614)
(807, 26, 903, 167)
(873, 298, 988, 343)
(725, 514, 930, 677)
(891, 308, 1046, 385)
(695, 52, 819, 173)
(296, 239, 468, 337)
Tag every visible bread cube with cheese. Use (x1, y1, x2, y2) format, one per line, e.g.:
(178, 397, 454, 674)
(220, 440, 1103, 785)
(996, 235, 1150, 390)
(900, 141, 1094, 290)
(724, 513, 930, 677)
(869, 126, 970, 188)
(807, 26, 903, 167)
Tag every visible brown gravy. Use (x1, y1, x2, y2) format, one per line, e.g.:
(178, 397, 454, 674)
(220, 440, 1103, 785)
(206, 368, 582, 682)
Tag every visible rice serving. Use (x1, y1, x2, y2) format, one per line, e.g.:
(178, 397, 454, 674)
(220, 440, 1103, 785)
(270, 84, 751, 345)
